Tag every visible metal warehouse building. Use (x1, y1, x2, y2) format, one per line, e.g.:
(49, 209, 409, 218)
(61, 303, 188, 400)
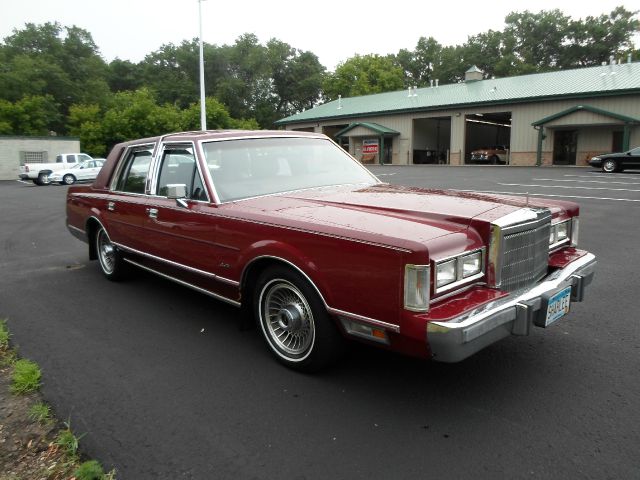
(275, 62, 640, 167)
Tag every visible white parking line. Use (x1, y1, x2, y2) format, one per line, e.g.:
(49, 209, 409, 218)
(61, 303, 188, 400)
(532, 178, 640, 186)
(454, 189, 640, 202)
(498, 183, 640, 192)
(16, 179, 32, 185)
(563, 173, 639, 179)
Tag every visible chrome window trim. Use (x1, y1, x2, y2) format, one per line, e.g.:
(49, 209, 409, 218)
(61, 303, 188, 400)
(150, 141, 211, 203)
(197, 135, 380, 205)
(113, 241, 239, 287)
(109, 143, 156, 193)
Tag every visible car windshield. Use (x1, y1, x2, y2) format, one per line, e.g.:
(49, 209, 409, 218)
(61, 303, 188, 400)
(202, 137, 378, 202)
(630, 147, 640, 155)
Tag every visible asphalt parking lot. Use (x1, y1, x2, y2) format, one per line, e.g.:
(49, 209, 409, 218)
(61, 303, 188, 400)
(1, 166, 639, 479)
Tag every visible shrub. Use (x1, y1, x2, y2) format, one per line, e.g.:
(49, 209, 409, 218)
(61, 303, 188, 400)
(74, 460, 105, 480)
(10, 358, 41, 394)
(28, 401, 52, 424)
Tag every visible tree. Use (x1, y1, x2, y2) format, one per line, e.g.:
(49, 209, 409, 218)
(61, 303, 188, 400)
(323, 54, 404, 100)
(266, 39, 325, 120)
(67, 103, 106, 156)
(564, 7, 640, 67)
(0, 22, 109, 114)
(0, 95, 60, 135)
(107, 58, 145, 93)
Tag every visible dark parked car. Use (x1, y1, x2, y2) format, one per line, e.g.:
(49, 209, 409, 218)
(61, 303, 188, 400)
(66, 130, 596, 371)
(589, 147, 640, 173)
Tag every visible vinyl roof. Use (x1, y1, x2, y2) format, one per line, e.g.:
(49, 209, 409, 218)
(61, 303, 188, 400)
(275, 62, 640, 126)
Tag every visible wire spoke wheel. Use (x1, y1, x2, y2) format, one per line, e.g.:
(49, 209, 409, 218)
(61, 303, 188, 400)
(96, 228, 116, 275)
(261, 280, 315, 359)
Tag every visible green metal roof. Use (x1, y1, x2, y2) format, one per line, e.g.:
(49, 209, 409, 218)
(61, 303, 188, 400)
(276, 62, 640, 126)
(335, 122, 400, 137)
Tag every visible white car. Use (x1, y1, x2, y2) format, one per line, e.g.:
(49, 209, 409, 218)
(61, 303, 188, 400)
(49, 159, 105, 185)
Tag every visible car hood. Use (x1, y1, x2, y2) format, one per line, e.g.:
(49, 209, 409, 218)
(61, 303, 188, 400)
(230, 183, 543, 251)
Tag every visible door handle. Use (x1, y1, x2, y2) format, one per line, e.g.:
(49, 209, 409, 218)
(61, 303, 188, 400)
(107, 201, 115, 211)
(148, 208, 158, 219)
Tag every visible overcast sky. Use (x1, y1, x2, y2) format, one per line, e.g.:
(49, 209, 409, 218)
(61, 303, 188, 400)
(1, 0, 638, 70)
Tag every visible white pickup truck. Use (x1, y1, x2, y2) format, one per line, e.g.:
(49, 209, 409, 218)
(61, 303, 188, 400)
(19, 153, 94, 185)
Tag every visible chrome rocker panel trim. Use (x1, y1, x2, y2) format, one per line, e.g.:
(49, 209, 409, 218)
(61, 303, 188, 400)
(427, 253, 596, 362)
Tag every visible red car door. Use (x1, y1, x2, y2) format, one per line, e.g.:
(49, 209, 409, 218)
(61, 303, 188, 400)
(103, 146, 153, 252)
(141, 143, 237, 290)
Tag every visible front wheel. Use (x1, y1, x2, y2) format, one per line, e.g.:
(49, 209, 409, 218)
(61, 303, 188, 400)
(602, 159, 617, 173)
(62, 174, 76, 185)
(95, 226, 127, 281)
(254, 266, 346, 371)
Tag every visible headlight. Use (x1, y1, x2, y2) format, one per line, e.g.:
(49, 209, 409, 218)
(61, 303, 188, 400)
(436, 260, 456, 288)
(434, 248, 485, 294)
(549, 220, 571, 248)
(404, 265, 430, 311)
(461, 251, 482, 278)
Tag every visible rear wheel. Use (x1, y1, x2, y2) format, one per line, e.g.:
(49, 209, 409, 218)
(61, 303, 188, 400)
(490, 155, 499, 165)
(62, 174, 76, 185)
(254, 265, 345, 372)
(95, 226, 127, 280)
(602, 159, 617, 173)
(37, 172, 51, 185)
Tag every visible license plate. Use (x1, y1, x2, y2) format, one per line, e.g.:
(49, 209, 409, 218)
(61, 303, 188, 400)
(544, 286, 572, 326)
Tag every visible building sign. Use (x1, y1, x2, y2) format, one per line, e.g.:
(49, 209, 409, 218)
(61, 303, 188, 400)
(362, 139, 379, 154)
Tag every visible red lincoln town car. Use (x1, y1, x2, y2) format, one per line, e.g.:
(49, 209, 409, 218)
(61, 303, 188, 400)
(66, 130, 596, 371)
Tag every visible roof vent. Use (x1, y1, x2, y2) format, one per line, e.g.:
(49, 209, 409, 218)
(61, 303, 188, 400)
(337, 95, 342, 110)
(465, 65, 483, 82)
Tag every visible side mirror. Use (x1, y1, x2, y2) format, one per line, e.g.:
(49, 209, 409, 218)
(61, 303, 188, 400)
(167, 183, 188, 208)
(167, 184, 187, 199)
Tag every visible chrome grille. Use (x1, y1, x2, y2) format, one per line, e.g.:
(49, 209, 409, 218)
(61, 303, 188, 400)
(489, 208, 551, 292)
(501, 222, 550, 291)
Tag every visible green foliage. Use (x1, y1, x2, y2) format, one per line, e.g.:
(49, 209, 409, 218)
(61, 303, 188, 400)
(0, 319, 9, 348)
(0, 22, 110, 115)
(56, 420, 86, 458)
(10, 358, 41, 394)
(28, 401, 52, 425)
(101, 88, 183, 146)
(324, 54, 404, 100)
(67, 103, 106, 156)
(74, 460, 105, 480)
(0, 95, 61, 135)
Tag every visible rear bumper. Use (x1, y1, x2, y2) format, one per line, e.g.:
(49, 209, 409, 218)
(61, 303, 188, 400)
(427, 253, 596, 362)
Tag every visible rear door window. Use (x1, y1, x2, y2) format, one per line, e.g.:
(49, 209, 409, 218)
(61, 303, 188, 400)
(115, 149, 152, 194)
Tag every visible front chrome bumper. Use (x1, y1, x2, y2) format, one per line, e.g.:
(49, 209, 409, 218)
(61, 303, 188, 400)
(427, 253, 596, 362)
